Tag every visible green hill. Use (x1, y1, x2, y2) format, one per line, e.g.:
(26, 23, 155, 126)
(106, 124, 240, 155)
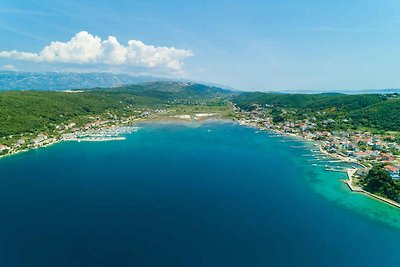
(2, 82, 400, 142)
(232, 92, 400, 131)
(0, 82, 233, 138)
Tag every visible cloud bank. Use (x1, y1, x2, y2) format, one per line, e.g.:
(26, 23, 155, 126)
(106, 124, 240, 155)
(0, 31, 193, 74)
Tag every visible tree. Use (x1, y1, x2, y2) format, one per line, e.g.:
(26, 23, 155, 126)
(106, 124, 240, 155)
(271, 108, 284, 123)
(363, 166, 400, 201)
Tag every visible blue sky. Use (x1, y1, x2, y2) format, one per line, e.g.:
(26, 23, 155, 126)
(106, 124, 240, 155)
(1, 0, 400, 91)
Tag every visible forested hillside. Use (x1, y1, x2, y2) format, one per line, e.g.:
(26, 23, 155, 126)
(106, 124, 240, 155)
(0, 82, 233, 137)
(1, 81, 400, 141)
(232, 92, 400, 131)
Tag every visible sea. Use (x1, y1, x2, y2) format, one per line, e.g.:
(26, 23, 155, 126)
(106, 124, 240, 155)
(1, 121, 400, 266)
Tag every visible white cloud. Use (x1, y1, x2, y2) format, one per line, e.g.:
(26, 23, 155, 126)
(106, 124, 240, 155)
(0, 31, 193, 74)
(0, 64, 18, 71)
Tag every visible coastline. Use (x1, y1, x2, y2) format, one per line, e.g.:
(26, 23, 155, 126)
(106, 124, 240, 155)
(236, 119, 400, 209)
(0, 122, 141, 161)
(0, 115, 228, 161)
(343, 169, 400, 209)
(3, 116, 399, 210)
(0, 138, 60, 161)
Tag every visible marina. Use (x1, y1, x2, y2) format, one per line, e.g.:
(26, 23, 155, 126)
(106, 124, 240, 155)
(62, 126, 138, 142)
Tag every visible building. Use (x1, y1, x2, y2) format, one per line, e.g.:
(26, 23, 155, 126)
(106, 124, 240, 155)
(381, 153, 394, 162)
(32, 134, 48, 144)
(0, 144, 10, 151)
(384, 165, 400, 179)
(15, 139, 25, 147)
(356, 168, 369, 176)
(353, 151, 371, 160)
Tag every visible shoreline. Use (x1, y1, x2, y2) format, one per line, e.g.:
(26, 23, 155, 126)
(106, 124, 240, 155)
(0, 138, 60, 161)
(3, 117, 400, 210)
(0, 123, 141, 161)
(343, 169, 400, 209)
(0, 115, 229, 161)
(236, 119, 400, 209)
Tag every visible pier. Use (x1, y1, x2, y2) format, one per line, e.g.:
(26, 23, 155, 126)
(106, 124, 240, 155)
(62, 126, 137, 143)
(343, 169, 400, 209)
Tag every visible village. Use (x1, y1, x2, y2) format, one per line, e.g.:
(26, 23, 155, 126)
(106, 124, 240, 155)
(3, 103, 400, 181)
(234, 104, 400, 181)
(0, 108, 163, 158)
(0, 107, 220, 158)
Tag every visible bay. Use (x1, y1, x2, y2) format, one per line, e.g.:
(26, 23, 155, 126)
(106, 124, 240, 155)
(0, 122, 400, 266)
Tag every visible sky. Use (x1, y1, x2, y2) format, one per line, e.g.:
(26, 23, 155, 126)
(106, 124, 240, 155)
(1, 0, 400, 91)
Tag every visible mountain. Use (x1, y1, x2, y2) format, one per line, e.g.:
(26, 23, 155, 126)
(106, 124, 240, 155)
(274, 88, 400, 94)
(100, 81, 235, 100)
(0, 71, 165, 90)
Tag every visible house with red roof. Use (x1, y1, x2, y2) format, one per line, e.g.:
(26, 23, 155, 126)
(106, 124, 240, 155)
(384, 165, 400, 179)
(381, 153, 394, 162)
(0, 144, 10, 151)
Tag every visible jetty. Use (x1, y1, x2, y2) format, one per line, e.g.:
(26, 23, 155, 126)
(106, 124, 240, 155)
(77, 136, 126, 142)
(325, 168, 346, 173)
(291, 145, 308, 148)
(62, 126, 137, 143)
(343, 169, 400, 209)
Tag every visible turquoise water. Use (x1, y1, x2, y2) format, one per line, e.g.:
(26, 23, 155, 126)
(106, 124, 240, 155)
(1, 122, 400, 266)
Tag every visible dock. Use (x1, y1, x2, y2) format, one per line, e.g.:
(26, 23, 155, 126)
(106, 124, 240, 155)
(343, 169, 400, 209)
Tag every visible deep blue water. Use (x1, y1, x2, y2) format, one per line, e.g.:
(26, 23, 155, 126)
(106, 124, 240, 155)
(1, 122, 400, 266)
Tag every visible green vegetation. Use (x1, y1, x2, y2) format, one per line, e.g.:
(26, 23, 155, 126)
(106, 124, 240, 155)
(232, 92, 400, 131)
(3, 80, 400, 205)
(357, 166, 400, 201)
(3, 83, 399, 142)
(0, 82, 233, 146)
(2, 80, 400, 163)
(233, 91, 400, 202)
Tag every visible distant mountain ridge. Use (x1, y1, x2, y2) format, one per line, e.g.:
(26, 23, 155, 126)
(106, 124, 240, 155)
(1, 71, 398, 94)
(0, 71, 166, 90)
(274, 88, 400, 94)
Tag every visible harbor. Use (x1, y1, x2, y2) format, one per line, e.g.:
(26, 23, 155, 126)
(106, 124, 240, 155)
(62, 126, 138, 142)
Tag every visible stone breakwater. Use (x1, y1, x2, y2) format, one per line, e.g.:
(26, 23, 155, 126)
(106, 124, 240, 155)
(343, 169, 400, 209)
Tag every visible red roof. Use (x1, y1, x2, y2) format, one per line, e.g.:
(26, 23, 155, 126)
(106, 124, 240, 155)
(384, 165, 400, 172)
